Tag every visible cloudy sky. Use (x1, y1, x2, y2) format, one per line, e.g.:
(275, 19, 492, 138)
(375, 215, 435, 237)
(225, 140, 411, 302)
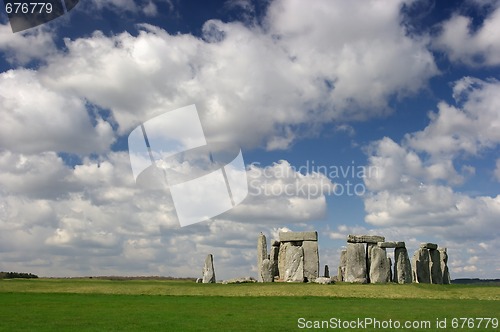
(0, 0, 499, 279)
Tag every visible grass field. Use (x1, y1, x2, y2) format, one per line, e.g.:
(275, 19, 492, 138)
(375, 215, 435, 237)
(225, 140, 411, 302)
(0, 279, 498, 331)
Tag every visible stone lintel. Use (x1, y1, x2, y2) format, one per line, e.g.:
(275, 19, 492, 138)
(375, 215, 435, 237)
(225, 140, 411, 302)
(377, 241, 405, 248)
(420, 243, 438, 250)
(347, 234, 385, 244)
(279, 231, 317, 242)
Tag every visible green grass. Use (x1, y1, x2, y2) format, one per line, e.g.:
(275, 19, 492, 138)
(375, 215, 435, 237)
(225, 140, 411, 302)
(0, 279, 498, 331)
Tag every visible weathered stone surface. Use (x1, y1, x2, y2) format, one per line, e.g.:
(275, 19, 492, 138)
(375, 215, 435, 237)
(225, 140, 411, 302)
(284, 245, 304, 282)
(271, 240, 280, 247)
(439, 248, 451, 284)
(420, 243, 438, 250)
(369, 246, 391, 283)
(202, 254, 216, 283)
(324, 265, 330, 278)
(377, 241, 405, 248)
(345, 243, 367, 283)
(302, 240, 319, 282)
(412, 248, 431, 283)
(314, 277, 333, 284)
(394, 247, 412, 284)
(278, 242, 290, 280)
(279, 231, 318, 242)
(429, 249, 443, 284)
(388, 257, 393, 282)
(270, 245, 279, 278)
(257, 232, 268, 282)
(260, 258, 274, 282)
(337, 249, 347, 282)
(347, 234, 385, 244)
(366, 243, 376, 283)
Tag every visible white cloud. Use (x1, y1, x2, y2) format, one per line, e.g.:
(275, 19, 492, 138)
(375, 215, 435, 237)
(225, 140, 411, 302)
(0, 151, 333, 277)
(0, 23, 56, 64)
(0, 69, 115, 154)
(30, 0, 438, 151)
(362, 77, 500, 278)
(433, 3, 500, 66)
(228, 160, 335, 223)
(406, 78, 500, 158)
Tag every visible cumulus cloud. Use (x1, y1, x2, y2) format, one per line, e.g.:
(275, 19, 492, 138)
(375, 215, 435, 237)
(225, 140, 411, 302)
(433, 2, 500, 66)
(29, 0, 438, 151)
(227, 160, 335, 223)
(4, 0, 492, 279)
(0, 150, 333, 277)
(0, 23, 56, 64)
(362, 77, 500, 278)
(0, 69, 115, 154)
(406, 77, 500, 158)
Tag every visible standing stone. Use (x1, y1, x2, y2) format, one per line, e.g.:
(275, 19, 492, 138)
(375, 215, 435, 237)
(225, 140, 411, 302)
(369, 246, 391, 283)
(337, 249, 347, 282)
(278, 242, 290, 280)
(412, 248, 431, 283)
(345, 243, 367, 283)
(284, 245, 304, 282)
(324, 265, 330, 278)
(429, 249, 443, 284)
(439, 248, 451, 284)
(394, 247, 412, 284)
(202, 254, 216, 283)
(260, 259, 274, 282)
(302, 240, 319, 282)
(257, 232, 268, 282)
(270, 244, 280, 278)
(366, 243, 376, 283)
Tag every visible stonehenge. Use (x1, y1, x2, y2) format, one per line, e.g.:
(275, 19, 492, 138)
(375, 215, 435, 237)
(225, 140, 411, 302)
(339, 235, 414, 284)
(412, 243, 451, 284)
(252, 232, 451, 285)
(338, 236, 450, 284)
(257, 231, 319, 282)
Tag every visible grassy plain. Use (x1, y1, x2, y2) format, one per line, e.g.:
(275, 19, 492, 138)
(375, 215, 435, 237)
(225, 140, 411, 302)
(0, 279, 498, 331)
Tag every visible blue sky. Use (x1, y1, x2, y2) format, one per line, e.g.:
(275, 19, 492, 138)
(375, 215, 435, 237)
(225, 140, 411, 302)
(0, 0, 499, 279)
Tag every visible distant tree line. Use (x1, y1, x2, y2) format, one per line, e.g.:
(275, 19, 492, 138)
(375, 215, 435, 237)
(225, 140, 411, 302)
(0, 272, 39, 279)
